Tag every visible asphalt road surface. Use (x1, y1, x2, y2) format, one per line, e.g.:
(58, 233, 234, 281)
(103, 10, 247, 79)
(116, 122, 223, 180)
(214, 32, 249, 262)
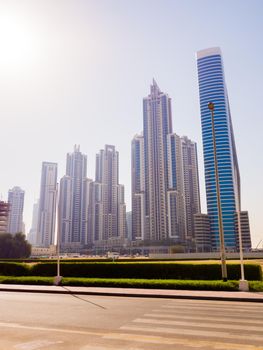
(0, 291, 263, 350)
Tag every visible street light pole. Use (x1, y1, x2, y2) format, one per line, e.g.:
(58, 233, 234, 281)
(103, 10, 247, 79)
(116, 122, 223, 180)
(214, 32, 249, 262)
(237, 198, 249, 291)
(208, 102, 228, 281)
(54, 183, 62, 286)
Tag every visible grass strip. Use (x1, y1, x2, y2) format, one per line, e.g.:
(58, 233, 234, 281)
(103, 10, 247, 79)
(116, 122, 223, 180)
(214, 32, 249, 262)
(61, 278, 239, 291)
(0, 276, 54, 285)
(1, 276, 263, 292)
(248, 281, 263, 292)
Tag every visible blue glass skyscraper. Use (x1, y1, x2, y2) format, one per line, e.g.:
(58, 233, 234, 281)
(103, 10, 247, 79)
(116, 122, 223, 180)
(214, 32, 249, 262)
(196, 47, 241, 250)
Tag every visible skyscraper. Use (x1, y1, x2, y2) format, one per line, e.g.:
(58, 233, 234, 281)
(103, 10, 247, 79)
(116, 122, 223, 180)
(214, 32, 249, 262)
(132, 81, 201, 246)
(118, 184, 127, 240)
(95, 145, 126, 242)
(180, 136, 201, 242)
(7, 186, 25, 234)
(58, 145, 87, 247)
(131, 134, 145, 240)
(36, 162, 57, 247)
(167, 134, 201, 244)
(196, 47, 250, 251)
(27, 200, 39, 245)
(0, 201, 10, 234)
(81, 177, 95, 245)
(166, 133, 186, 241)
(58, 175, 72, 245)
(143, 80, 173, 241)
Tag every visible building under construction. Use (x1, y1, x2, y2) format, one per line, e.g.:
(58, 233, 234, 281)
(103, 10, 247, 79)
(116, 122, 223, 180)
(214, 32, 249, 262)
(0, 201, 10, 234)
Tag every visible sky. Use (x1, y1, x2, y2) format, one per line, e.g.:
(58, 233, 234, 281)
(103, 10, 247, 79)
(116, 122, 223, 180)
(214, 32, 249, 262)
(0, 0, 262, 247)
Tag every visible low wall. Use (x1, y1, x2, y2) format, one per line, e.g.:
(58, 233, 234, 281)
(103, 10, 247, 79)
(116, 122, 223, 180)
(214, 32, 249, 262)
(149, 252, 263, 260)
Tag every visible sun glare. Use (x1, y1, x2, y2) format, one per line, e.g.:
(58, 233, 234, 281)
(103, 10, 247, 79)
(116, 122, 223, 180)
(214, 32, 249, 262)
(0, 13, 36, 71)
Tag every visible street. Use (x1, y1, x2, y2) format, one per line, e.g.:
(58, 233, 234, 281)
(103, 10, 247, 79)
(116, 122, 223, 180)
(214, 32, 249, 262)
(0, 291, 263, 350)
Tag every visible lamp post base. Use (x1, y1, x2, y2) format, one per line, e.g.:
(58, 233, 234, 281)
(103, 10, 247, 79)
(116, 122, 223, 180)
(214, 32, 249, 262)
(239, 279, 249, 292)
(54, 275, 63, 286)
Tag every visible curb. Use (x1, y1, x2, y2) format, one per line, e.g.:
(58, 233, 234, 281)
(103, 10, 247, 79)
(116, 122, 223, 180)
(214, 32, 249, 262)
(1, 285, 263, 303)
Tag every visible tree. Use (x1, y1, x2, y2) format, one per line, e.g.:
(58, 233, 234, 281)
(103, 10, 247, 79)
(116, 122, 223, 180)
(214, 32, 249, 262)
(0, 233, 31, 258)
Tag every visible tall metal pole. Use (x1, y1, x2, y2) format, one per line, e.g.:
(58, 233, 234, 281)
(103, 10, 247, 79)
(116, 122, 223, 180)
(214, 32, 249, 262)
(57, 223, 61, 278)
(208, 102, 228, 281)
(236, 193, 248, 290)
(54, 183, 62, 286)
(237, 210, 245, 279)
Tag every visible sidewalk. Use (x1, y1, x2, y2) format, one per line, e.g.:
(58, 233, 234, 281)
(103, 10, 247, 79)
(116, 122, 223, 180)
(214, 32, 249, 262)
(1, 284, 263, 302)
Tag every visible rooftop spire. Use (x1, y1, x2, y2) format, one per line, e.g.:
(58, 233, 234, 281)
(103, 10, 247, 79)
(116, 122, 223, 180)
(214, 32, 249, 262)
(151, 78, 161, 96)
(74, 144, 80, 152)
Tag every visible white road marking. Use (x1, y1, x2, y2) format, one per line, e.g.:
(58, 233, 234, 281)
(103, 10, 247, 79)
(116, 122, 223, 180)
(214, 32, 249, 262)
(145, 312, 263, 324)
(168, 300, 263, 310)
(0, 322, 103, 336)
(120, 325, 263, 342)
(79, 346, 140, 350)
(153, 308, 263, 319)
(133, 317, 263, 332)
(14, 340, 63, 350)
(105, 332, 263, 350)
(162, 304, 263, 313)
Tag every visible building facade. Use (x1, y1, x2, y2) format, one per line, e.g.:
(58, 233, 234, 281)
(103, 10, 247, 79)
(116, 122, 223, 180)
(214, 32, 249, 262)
(131, 134, 145, 240)
(36, 162, 57, 247)
(132, 81, 201, 247)
(58, 145, 88, 248)
(180, 136, 201, 243)
(194, 213, 211, 252)
(0, 201, 10, 234)
(7, 186, 25, 234)
(143, 80, 173, 241)
(27, 200, 39, 245)
(235, 211, 251, 252)
(94, 145, 126, 244)
(196, 47, 251, 251)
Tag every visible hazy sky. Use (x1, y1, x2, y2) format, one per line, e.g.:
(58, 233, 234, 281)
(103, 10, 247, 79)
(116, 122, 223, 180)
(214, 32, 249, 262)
(0, 0, 262, 247)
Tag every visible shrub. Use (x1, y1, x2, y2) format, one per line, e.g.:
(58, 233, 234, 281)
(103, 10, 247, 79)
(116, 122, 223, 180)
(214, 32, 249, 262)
(0, 276, 54, 285)
(61, 278, 239, 291)
(0, 261, 261, 281)
(30, 262, 262, 281)
(248, 281, 263, 292)
(0, 262, 29, 276)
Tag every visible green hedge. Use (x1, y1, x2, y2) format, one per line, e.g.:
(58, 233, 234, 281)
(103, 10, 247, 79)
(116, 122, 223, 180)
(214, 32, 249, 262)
(0, 262, 261, 281)
(0, 276, 53, 285)
(1, 276, 263, 291)
(30, 262, 262, 281)
(0, 276, 239, 291)
(0, 262, 29, 276)
(61, 278, 239, 291)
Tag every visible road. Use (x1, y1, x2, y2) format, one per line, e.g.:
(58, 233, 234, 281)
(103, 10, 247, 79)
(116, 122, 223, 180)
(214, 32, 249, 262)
(0, 291, 263, 350)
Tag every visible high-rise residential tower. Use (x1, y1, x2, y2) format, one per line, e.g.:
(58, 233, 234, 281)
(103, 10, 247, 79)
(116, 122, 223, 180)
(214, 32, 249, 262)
(58, 145, 88, 247)
(196, 47, 251, 251)
(132, 81, 201, 246)
(0, 201, 10, 234)
(180, 136, 201, 242)
(7, 186, 25, 234)
(166, 133, 186, 241)
(131, 134, 145, 240)
(81, 177, 95, 245)
(167, 134, 201, 244)
(95, 145, 126, 242)
(36, 162, 57, 247)
(27, 200, 39, 245)
(143, 80, 173, 241)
